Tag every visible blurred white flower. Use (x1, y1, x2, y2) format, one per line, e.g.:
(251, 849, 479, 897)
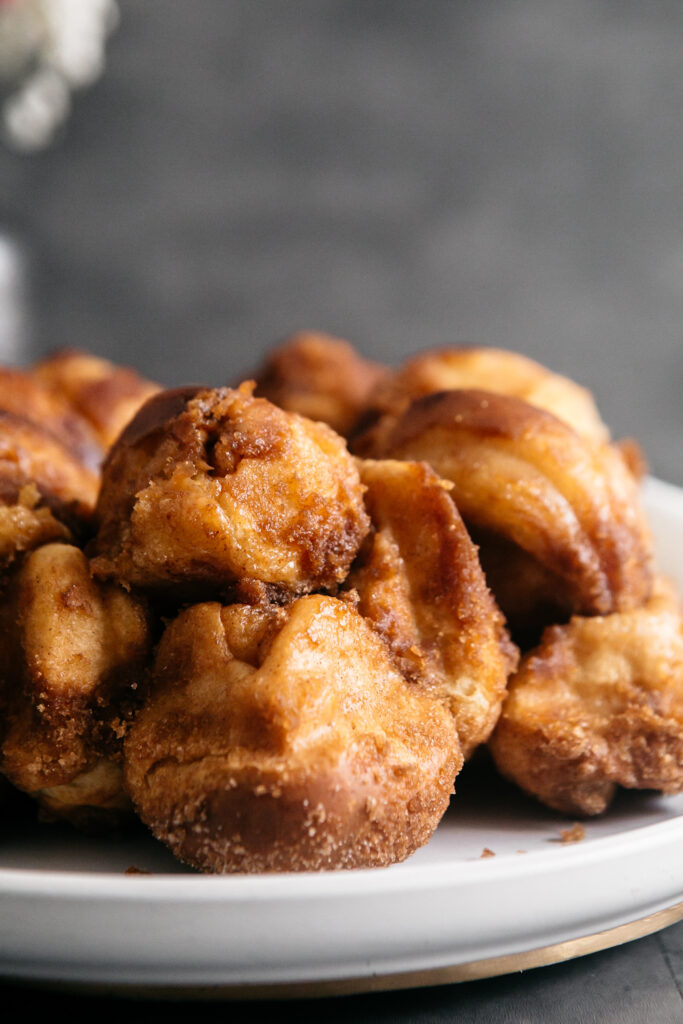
(0, 0, 119, 151)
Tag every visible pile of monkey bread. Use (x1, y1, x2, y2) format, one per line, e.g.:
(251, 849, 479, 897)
(1, 336, 681, 873)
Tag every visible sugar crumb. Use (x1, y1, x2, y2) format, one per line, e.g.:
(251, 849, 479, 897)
(558, 823, 586, 844)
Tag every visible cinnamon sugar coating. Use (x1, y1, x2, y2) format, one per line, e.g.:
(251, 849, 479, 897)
(124, 596, 460, 872)
(490, 580, 683, 815)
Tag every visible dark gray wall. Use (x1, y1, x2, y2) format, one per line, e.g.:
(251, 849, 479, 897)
(1, 0, 681, 481)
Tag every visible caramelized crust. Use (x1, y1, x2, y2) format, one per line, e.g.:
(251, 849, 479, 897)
(489, 580, 683, 815)
(33, 348, 160, 452)
(0, 366, 101, 468)
(92, 384, 370, 595)
(357, 346, 610, 446)
(252, 331, 389, 437)
(355, 390, 654, 621)
(124, 595, 460, 873)
(0, 543, 151, 827)
(345, 459, 517, 758)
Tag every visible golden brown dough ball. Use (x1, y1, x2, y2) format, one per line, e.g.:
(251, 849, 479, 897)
(32, 348, 160, 453)
(0, 366, 101, 468)
(92, 383, 370, 596)
(355, 390, 654, 634)
(345, 459, 517, 758)
(0, 543, 151, 829)
(252, 331, 389, 437)
(0, 411, 98, 518)
(124, 595, 460, 872)
(489, 580, 683, 816)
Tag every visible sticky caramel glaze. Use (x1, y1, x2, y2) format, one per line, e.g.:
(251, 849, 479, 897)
(355, 346, 610, 447)
(124, 596, 460, 873)
(0, 543, 151, 828)
(489, 580, 683, 816)
(91, 383, 370, 596)
(344, 460, 517, 759)
(32, 348, 161, 454)
(252, 331, 390, 437)
(355, 390, 654, 619)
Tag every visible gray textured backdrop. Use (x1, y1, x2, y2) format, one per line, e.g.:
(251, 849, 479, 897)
(0, 0, 681, 482)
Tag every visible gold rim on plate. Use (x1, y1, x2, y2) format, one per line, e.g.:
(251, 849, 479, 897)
(12, 899, 683, 1002)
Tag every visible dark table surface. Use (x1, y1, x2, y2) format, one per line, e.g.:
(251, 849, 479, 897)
(1, 2, 682, 1019)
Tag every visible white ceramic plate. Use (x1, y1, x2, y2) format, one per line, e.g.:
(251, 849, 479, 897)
(1, 477, 683, 997)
